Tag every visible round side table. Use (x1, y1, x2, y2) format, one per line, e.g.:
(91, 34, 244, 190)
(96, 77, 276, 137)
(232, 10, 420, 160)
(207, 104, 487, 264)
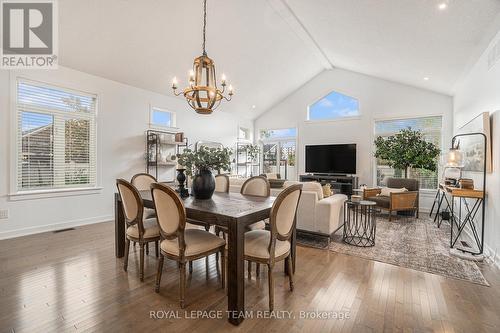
(343, 200, 377, 247)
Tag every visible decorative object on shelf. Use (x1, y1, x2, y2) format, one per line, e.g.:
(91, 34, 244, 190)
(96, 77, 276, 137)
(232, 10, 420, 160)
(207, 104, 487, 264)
(171, 0, 233, 115)
(343, 200, 377, 247)
(374, 128, 440, 178)
(176, 146, 231, 199)
(175, 132, 184, 143)
(351, 195, 361, 202)
(176, 168, 189, 198)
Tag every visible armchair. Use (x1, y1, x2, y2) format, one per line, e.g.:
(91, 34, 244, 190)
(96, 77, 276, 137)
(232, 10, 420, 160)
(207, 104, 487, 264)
(363, 177, 419, 221)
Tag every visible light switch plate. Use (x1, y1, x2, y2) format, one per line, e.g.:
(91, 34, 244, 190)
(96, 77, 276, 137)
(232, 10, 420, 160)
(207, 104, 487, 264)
(0, 209, 9, 219)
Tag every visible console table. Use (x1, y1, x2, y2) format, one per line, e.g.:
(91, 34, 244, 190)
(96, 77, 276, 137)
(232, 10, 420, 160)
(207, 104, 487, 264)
(299, 174, 358, 196)
(431, 183, 486, 255)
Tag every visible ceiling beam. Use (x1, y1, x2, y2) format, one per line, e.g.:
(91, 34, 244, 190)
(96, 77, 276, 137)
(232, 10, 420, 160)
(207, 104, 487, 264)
(267, 0, 334, 70)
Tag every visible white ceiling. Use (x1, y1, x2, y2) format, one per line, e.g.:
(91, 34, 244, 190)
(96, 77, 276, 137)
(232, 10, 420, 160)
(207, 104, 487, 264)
(58, 0, 500, 119)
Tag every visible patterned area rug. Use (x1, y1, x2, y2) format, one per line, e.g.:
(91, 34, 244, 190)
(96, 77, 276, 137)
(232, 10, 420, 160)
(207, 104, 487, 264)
(329, 214, 489, 286)
(296, 230, 330, 249)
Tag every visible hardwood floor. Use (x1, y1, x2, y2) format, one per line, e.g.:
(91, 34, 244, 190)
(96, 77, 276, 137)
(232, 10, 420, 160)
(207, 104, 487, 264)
(1, 221, 499, 333)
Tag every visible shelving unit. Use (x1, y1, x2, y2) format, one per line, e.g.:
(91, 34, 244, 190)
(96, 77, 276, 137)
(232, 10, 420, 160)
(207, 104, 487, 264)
(234, 142, 260, 178)
(146, 129, 188, 181)
(299, 174, 358, 196)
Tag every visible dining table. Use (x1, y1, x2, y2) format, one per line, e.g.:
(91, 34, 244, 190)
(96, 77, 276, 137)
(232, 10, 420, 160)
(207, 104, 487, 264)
(114, 190, 296, 325)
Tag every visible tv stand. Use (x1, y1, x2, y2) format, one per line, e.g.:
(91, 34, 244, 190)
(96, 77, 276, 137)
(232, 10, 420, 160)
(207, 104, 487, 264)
(300, 174, 358, 196)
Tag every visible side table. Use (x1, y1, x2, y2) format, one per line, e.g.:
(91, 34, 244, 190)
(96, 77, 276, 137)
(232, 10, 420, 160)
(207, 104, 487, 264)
(343, 200, 377, 247)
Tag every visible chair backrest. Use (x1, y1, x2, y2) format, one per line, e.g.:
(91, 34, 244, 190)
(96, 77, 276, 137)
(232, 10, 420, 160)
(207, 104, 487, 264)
(116, 179, 145, 235)
(270, 184, 302, 240)
(386, 177, 419, 191)
(240, 176, 270, 197)
(131, 173, 157, 191)
(215, 174, 230, 193)
(150, 183, 186, 243)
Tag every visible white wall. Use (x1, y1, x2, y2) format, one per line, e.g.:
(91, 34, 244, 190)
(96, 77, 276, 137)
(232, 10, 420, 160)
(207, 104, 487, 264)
(0, 66, 252, 239)
(254, 68, 453, 211)
(453, 29, 500, 267)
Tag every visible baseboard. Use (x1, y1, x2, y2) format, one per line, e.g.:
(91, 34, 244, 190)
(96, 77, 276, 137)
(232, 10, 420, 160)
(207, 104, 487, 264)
(0, 215, 113, 240)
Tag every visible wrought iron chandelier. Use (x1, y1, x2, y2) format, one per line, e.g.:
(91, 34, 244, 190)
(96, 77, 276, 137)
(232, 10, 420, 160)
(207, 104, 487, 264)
(172, 0, 233, 115)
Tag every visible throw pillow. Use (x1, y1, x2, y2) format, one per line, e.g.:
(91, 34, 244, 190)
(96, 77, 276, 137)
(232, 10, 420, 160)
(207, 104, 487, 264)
(379, 187, 408, 197)
(322, 184, 332, 197)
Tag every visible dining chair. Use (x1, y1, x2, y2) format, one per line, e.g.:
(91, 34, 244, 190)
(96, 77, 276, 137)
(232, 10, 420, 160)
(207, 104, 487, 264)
(244, 184, 302, 311)
(215, 174, 230, 193)
(240, 176, 271, 277)
(131, 173, 158, 253)
(116, 179, 160, 282)
(151, 183, 226, 308)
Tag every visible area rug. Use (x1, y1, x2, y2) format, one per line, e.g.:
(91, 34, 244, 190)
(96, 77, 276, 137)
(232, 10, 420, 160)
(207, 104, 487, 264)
(329, 214, 489, 286)
(296, 230, 330, 249)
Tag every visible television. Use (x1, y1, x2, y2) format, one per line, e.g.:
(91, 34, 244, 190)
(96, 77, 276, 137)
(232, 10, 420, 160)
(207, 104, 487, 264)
(305, 144, 356, 175)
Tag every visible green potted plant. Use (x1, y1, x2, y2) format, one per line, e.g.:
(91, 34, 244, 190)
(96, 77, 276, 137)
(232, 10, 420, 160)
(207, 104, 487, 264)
(374, 128, 440, 178)
(177, 146, 231, 199)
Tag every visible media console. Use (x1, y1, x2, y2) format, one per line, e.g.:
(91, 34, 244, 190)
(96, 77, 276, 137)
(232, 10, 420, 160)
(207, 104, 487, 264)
(299, 174, 358, 196)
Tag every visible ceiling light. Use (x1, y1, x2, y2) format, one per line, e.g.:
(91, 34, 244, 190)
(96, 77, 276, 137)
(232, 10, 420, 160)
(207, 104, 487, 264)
(172, 0, 233, 115)
(438, 3, 447, 10)
(251, 105, 256, 109)
(423, 77, 430, 81)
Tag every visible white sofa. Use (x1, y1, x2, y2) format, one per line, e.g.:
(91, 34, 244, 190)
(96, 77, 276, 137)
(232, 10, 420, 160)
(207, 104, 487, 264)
(283, 181, 347, 236)
(228, 177, 347, 236)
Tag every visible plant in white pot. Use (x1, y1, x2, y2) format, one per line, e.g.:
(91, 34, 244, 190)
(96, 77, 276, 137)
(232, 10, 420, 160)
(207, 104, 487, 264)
(177, 146, 231, 199)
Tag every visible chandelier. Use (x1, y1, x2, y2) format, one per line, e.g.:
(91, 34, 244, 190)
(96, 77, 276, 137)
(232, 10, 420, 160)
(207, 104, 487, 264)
(172, 0, 233, 115)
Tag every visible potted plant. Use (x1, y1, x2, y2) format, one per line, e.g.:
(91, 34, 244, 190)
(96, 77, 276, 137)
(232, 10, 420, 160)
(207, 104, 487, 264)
(374, 128, 440, 178)
(243, 144, 260, 176)
(177, 146, 231, 199)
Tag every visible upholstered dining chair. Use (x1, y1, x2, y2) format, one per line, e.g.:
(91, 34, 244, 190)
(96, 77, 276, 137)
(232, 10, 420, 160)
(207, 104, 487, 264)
(131, 173, 157, 219)
(215, 174, 230, 193)
(240, 176, 271, 277)
(244, 184, 302, 311)
(151, 183, 226, 308)
(116, 179, 160, 281)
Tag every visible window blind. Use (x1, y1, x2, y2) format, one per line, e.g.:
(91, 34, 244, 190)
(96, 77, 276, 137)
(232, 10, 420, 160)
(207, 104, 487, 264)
(374, 116, 443, 190)
(17, 80, 97, 191)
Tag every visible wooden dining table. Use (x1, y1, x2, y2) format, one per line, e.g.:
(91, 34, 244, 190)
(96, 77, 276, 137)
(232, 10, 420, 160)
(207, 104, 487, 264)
(114, 190, 296, 325)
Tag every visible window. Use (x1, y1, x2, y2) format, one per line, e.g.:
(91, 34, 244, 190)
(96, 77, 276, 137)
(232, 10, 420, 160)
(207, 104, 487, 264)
(150, 107, 176, 128)
(238, 127, 250, 140)
(374, 116, 443, 190)
(260, 128, 297, 140)
(16, 80, 97, 191)
(308, 91, 359, 121)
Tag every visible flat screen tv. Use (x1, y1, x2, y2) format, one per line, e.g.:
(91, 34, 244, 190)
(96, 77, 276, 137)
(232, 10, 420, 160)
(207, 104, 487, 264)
(305, 144, 356, 174)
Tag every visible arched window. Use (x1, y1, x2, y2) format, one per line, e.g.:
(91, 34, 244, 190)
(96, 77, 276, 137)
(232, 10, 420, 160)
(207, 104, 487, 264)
(308, 91, 359, 121)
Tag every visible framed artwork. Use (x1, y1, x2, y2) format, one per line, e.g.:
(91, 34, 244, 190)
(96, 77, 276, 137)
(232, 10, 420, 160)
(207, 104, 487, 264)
(457, 112, 492, 173)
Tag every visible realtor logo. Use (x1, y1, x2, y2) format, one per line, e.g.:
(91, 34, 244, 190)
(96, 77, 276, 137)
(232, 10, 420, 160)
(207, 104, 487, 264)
(1, 0, 58, 68)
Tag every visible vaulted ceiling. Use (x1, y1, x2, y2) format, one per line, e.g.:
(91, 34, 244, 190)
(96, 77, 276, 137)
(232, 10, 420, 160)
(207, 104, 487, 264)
(58, 0, 500, 119)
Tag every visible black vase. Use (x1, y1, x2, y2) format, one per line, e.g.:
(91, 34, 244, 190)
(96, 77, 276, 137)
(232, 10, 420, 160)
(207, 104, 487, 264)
(191, 168, 215, 199)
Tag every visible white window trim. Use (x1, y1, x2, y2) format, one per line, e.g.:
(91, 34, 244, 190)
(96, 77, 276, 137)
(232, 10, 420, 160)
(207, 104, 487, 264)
(371, 114, 445, 190)
(149, 105, 178, 131)
(9, 74, 102, 199)
(306, 89, 361, 122)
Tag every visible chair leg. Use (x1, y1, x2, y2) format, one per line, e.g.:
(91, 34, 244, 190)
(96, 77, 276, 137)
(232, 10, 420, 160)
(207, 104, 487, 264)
(189, 261, 193, 274)
(416, 209, 419, 218)
(389, 210, 392, 221)
(256, 263, 260, 278)
(155, 254, 164, 293)
(179, 262, 186, 309)
(247, 261, 252, 279)
(220, 248, 225, 289)
(267, 264, 274, 311)
(139, 243, 145, 282)
(155, 241, 159, 258)
(146, 242, 149, 255)
(287, 255, 294, 291)
(123, 239, 130, 272)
